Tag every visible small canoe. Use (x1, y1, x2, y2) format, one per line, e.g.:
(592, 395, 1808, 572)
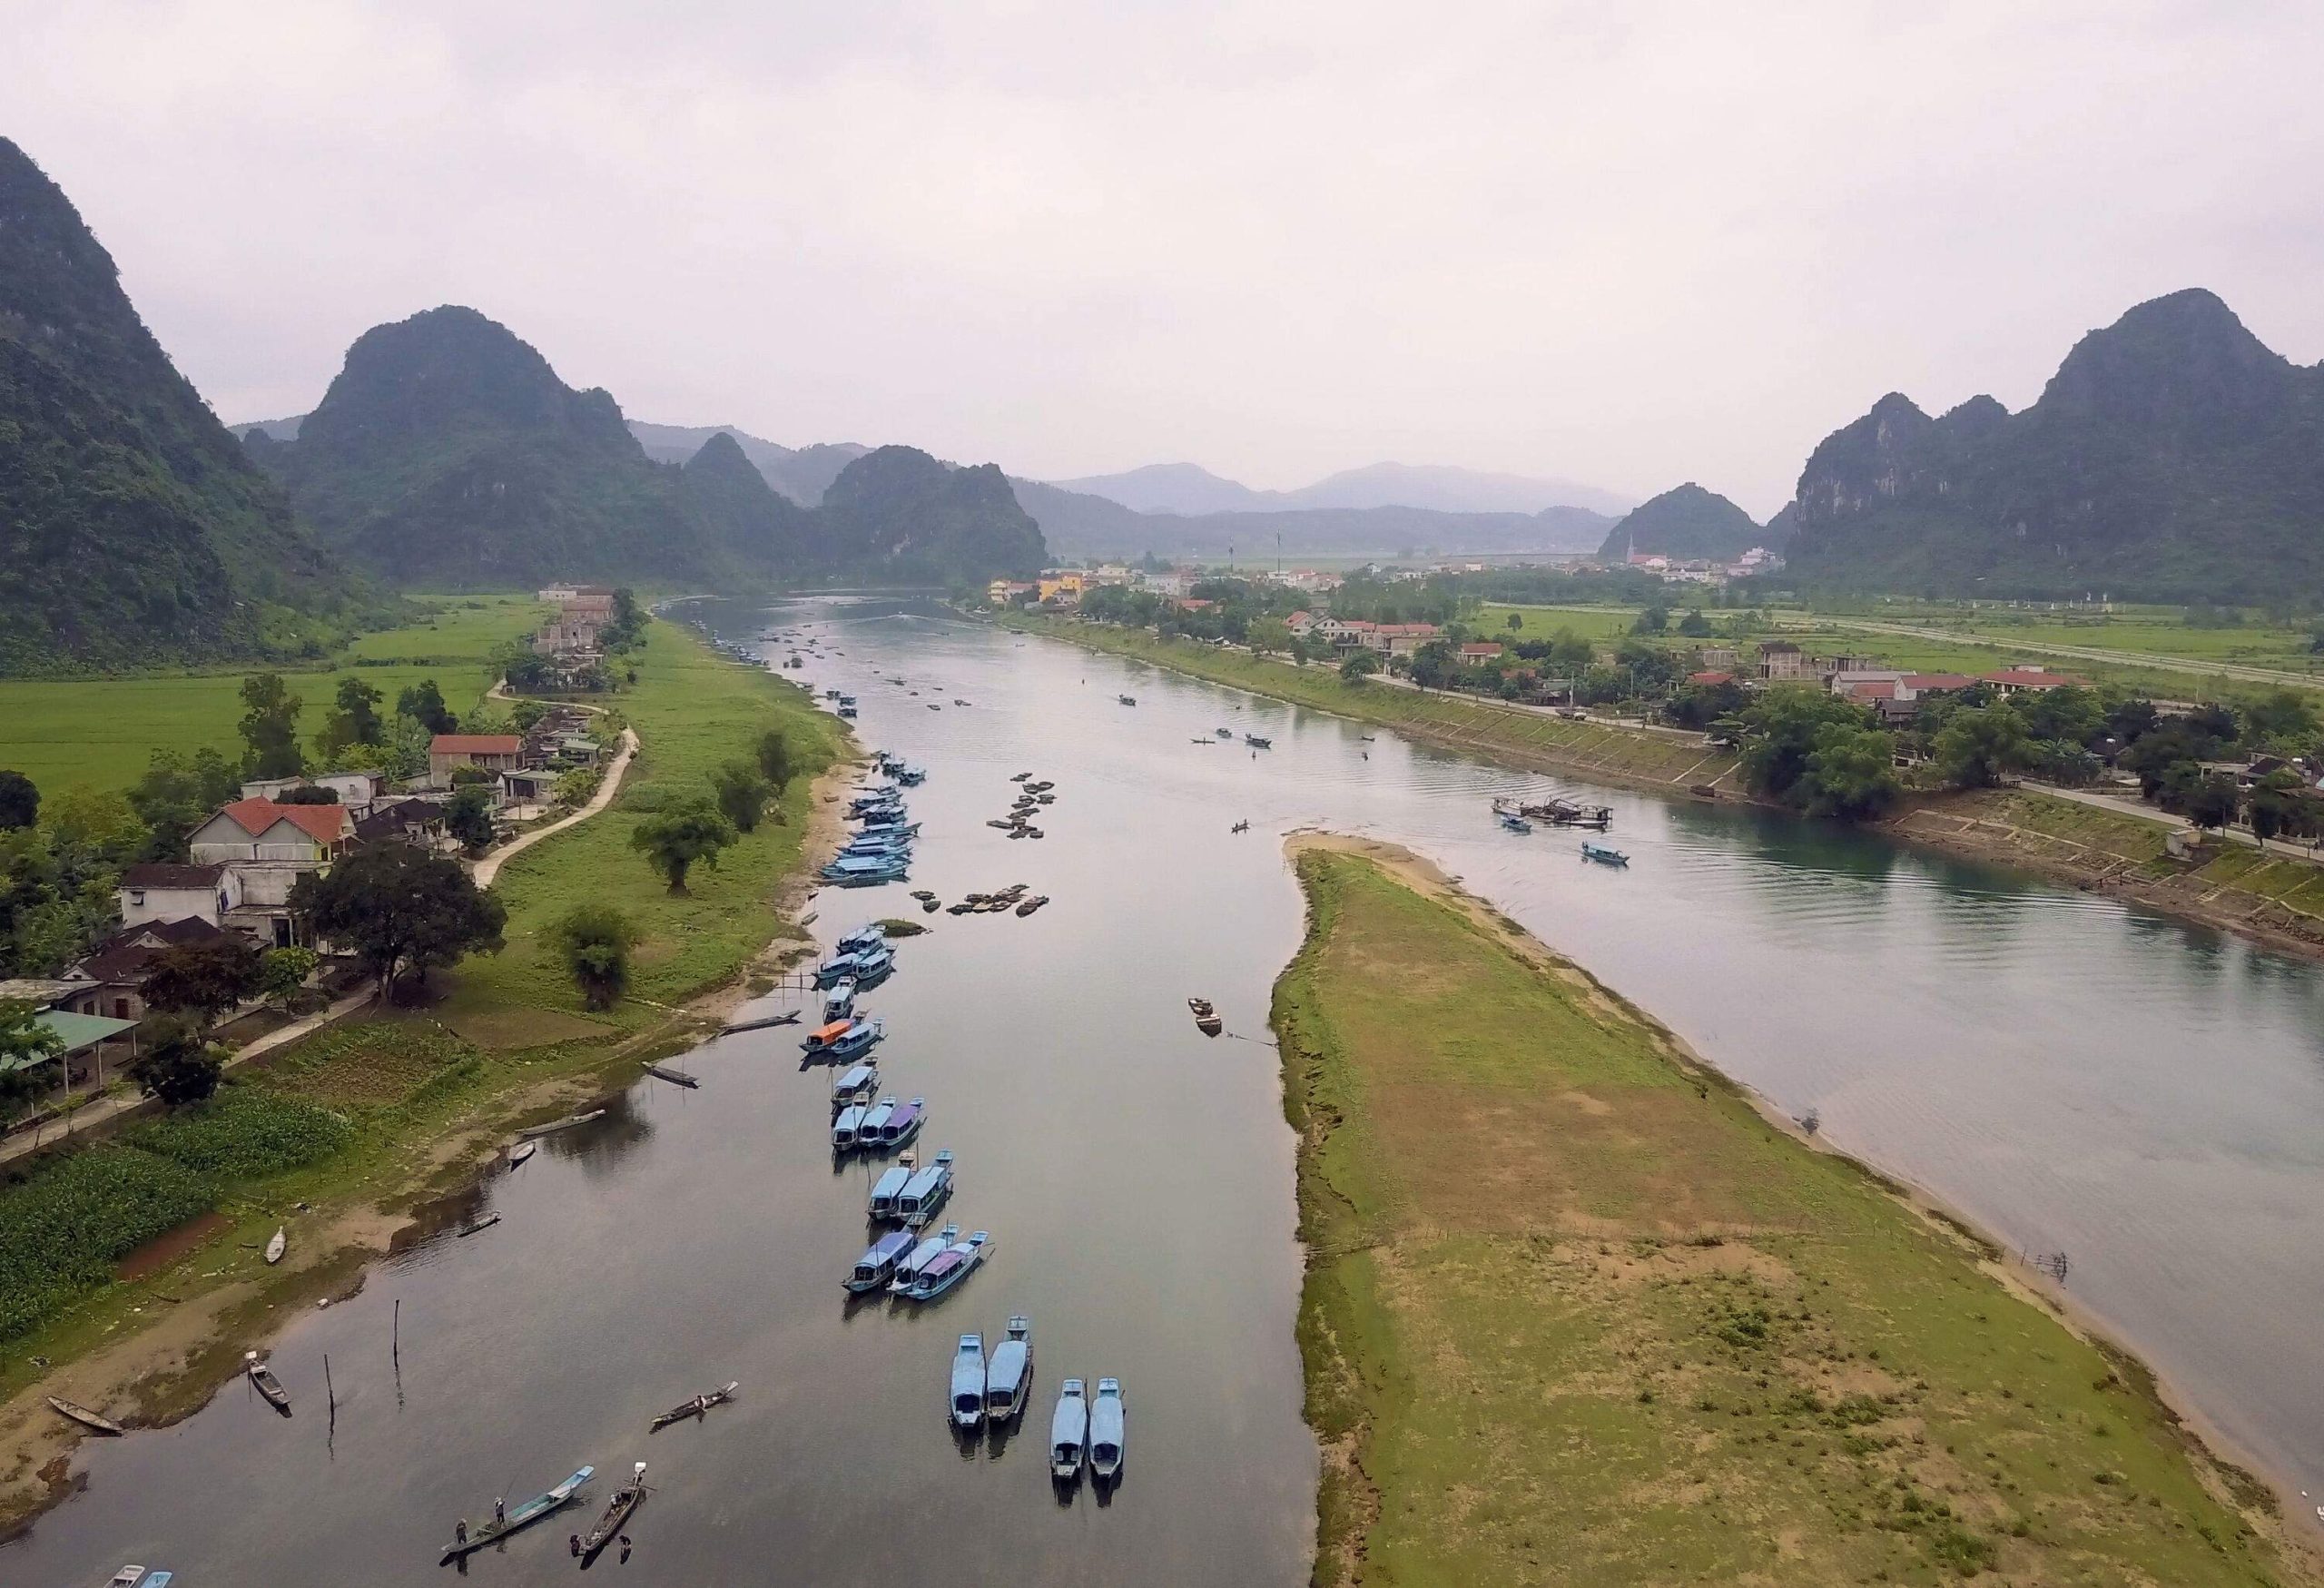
(456, 1212, 502, 1238)
(517, 1109, 606, 1139)
(245, 1352, 290, 1416)
(645, 1063, 699, 1089)
(719, 1011, 803, 1035)
(580, 1463, 649, 1559)
(1581, 842, 1630, 867)
(507, 1141, 537, 1169)
(263, 1227, 286, 1265)
(650, 1381, 738, 1432)
(1188, 998, 1224, 1037)
(46, 1395, 124, 1435)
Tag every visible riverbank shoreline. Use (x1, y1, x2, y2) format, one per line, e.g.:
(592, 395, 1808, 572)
(1274, 833, 2324, 1583)
(0, 629, 859, 1538)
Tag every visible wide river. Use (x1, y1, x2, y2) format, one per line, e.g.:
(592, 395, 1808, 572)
(11, 598, 2324, 1585)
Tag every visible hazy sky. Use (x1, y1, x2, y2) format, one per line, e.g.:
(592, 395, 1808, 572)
(8, 1, 2322, 515)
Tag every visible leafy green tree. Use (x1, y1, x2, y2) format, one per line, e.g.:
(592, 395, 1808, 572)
(1677, 609, 1713, 637)
(140, 935, 264, 1026)
(1735, 687, 1877, 804)
(41, 786, 145, 862)
(397, 680, 458, 735)
(710, 761, 773, 834)
(0, 998, 65, 1118)
(549, 904, 640, 1010)
(555, 765, 603, 808)
(128, 1016, 224, 1107)
(603, 587, 645, 649)
(447, 784, 496, 853)
(511, 699, 550, 733)
(629, 798, 737, 893)
(2014, 685, 2104, 746)
(1246, 617, 1291, 657)
(258, 946, 320, 1010)
(238, 673, 306, 778)
(2242, 688, 2318, 747)
(0, 771, 36, 832)
(290, 844, 507, 1001)
(1665, 678, 1748, 730)
(1546, 631, 1595, 675)
(1613, 640, 1682, 694)
(1631, 606, 1669, 635)
(1798, 726, 1902, 821)
(754, 729, 796, 796)
(1338, 651, 1380, 684)
(2247, 773, 2321, 842)
(1932, 704, 2034, 788)
(1504, 611, 1522, 631)
(316, 677, 385, 757)
(126, 749, 241, 866)
(2167, 770, 2241, 833)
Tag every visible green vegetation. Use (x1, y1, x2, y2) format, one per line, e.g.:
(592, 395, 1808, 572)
(1597, 481, 1762, 560)
(1275, 845, 2306, 1585)
(547, 904, 638, 1011)
(0, 1146, 216, 1341)
(123, 1087, 351, 1179)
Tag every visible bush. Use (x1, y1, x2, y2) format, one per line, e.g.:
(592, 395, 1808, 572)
(124, 1087, 350, 1179)
(0, 1147, 216, 1340)
(548, 904, 640, 1010)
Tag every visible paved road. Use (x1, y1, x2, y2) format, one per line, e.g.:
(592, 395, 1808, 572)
(2020, 778, 2324, 862)
(1812, 616, 2324, 693)
(471, 725, 638, 887)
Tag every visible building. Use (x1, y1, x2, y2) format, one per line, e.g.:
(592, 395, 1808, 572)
(119, 861, 241, 930)
(533, 613, 603, 656)
(1037, 572, 1087, 604)
(185, 797, 356, 947)
(1982, 666, 2085, 695)
(241, 771, 385, 812)
(1699, 646, 1738, 671)
(1689, 670, 1737, 687)
(1458, 643, 1504, 662)
(429, 734, 526, 785)
(1373, 624, 1442, 656)
(1757, 641, 1807, 681)
(64, 918, 235, 1023)
(987, 579, 1036, 604)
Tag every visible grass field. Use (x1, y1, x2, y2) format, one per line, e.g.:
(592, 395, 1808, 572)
(1275, 842, 2308, 1586)
(0, 595, 543, 795)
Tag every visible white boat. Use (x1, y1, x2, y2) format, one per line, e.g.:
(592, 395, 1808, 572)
(822, 980, 857, 1022)
(108, 1571, 145, 1587)
(1050, 1378, 1088, 1479)
(985, 1317, 1033, 1424)
(832, 1061, 878, 1109)
(860, 1095, 898, 1141)
(263, 1227, 285, 1265)
(1089, 1377, 1125, 1481)
(950, 1335, 987, 1429)
(889, 1222, 959, 1294)
(903, 1230, 990, 1302)
(868, 1152, 916, 1220)
(896, 1149, 956, 1228)
(876, 1097, 926, 1149)
(832, 1103, 870, 1150)
(507, 1141, 536, 1169)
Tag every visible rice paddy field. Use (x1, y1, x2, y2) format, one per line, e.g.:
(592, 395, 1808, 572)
(1274, 841, 2312, 1586)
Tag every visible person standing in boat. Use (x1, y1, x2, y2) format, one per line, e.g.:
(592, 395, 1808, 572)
(455, 1519, 468, 1544)
(494, 1497, 506, 1526)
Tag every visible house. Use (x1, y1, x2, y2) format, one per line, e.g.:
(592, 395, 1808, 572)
(1174, 597, 1216, 613)
(429, 734, 526, 785)
(1310, 618, 1375, 649)
(64, 918, 233, 1023)
(241, 771, 384, 812)
(353, 796, 452, 849)
(1037, 572, 1087, 604)
(1982, 666, 2083, 695)
(1458, 643, 1504, 662)
(186, 798, 355, 947)
(1699, 646, 1738, 671)
(1689, 670, 1737, 687)
(560, 587, 615, 620)
(1285, 611, 1319, 636)
(1901, 673, 1974, 695)
(1370, 623, 1442, 656)
(987, 579, 1037, 604)
(533, 614, 603, 656)
(1757, 641, 1807, 681)
(119, 861, 241, 930)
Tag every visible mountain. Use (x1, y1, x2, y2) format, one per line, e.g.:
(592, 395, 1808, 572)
(629, 420, 867, 505)
(1017, 484, 1612, 560)
(1050, 459, 1632, 518)
(1596, 483, 1764, 561)
(0, 137, 359, 673)
(820, 446, 1047, 582)
(1781, 290, 2324, 601)
(676, 430, 815, 567)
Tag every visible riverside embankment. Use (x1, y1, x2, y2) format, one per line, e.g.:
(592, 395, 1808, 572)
(1275, 834, 2323, 1585)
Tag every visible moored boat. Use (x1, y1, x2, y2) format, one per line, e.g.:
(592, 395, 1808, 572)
(1499, 812, 1532, 833)
(846, 1229, 918, 1293)
(896, 1149, 957, 1228)
(1050, 1378, 1089, 1479)
(517, 1109, 605, 1139)
(1188, 997, 1223, 1037)
(644, 1062, 698, 1088)
(860, 1095, 898, 1140)
(45, 1395, 124, 1435)
(950, 1335, 987, 1429)
(245, 1351, 290, 1415)
(1118, 694, 1137, 705)
(649, 1381, 737, 1432)
(889, 1221, 959, 1293)
(821, 853, 906, 885)
(1089, 1377, 1126, 1480)
(1581, 841, 1630, 866)
(869, 1155, 917, 1220)
(507, 1141, 537, 1169)
(985, 1317, 1033, 1424)
(456, 1212, 502, 1238)
(878, 1097, 927, 1149)
(438, 1465, 595, 1562)
(831, 1060, 879, 1109)
(264, 1226, 286, 1265)
(832, 1102, 871, 1149)
(1245, 734, 1272, 748)
(803, 1017, 884, 1062)
(903, 1229, 990, 1301)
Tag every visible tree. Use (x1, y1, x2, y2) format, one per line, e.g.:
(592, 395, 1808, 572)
(2247, 773, 2321, 843)
(1338, 651, 1380, 684)
(549, 904, 639, 1010)
(126, 749, 241, 866)
(1246, 617, 1291, 657)
(2242, 688, 2318, 747)
(1677, 608, 1713, 637)
(2174, 771, 2241, 833)
(1504, 611, 1522, 631)
(0, 771, 36, 832)
(291, 844, 507, 1001)
(316, 677, 385, 757)
(629, 798, 737, 893)
(1631, 606, 1669, 635)
(278, 784, 341, 805)
(140, 935, 264, 1025)
(1546, 631, 1595, 675)
(710, 761, 773, 834)
(1932, 704, 2034, 789)
(258, 946, 320, 1010)
(1798, 726, 1902, 822)
(2015, 684, 2103, 747)
(238, 673, 306, 778)
(603, 587, 645, 649)
(128, 1016, 224, 1107)
(447, 784, 497, 853)
(754, 729, 796, 796)
(1735, 687, 1878, 804)
(397, 680, 458, 735)
(0, 998, 65, 1118)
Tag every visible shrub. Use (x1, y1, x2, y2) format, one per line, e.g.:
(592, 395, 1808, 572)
(124, 1087, 350, 1179)
(0, 1147, 216, 1340)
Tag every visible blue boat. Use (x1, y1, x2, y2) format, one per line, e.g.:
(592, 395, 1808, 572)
(896, 1149, 957, 1228)
(859, 1094, 897, 1139)
(845, 1229, 917, 1293)
(838, 835, 913, 863)
(855, 814, 919, 834)
(814, 942, 895, 989)
(1089, 1378, 1126, 1481)
(803, 1017, 884, 1062)
(877, 1096, 927, 1150)
(831, 1060, 879, 1108)
(1581, 841, 1630, 867)
(822, 981, 856, 1022)
(1499, 812, 1532, 833)
(890, 1220, 959, 1293)
(893, 764, 927, 786)
(849, 790, 902, 815)
(903, 1229, 990, 1301)
(821, 853, 907, 886)
(869, 1156, 918, 1220)
(1050, 1378, 1089, 1479)
(950, 1335, 987, 1429)
(834, 924, 887, 955)
(832, 1101, 871, 1149)
(985, 1317, 1033, 1424)
(438, 1465, 596, 1563)
(837, 705, 858, 718)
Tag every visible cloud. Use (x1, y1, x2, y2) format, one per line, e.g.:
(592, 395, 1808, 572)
(8, 0, 2322, 514)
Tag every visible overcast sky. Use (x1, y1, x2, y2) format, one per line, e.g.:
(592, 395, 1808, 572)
(8, 1, 2322, 516)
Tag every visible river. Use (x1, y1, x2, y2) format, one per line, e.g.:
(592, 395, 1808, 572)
(10, 598, 2324, 1585)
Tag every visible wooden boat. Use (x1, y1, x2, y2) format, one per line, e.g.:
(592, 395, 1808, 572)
(896, 1149, 958, 1228)
(1089, 1377, 1126, 1480)
(985, 1317, 1033, 1424)
(869, 1154, 918, 1220)
(902, 1230, 990, 1301)
(718, 1011, 801, 1035)
(910, 889, 936, 902)
(877, 1097, 927, 1151)
(950, 1334, 987, 1429)
(507, 1141, 537, 1169)
(1245, 735, 1273, 748)
(832, 1101, 871, 1149)
(921, 898, 941, 912)
(438, 1465, 594, 1562)
(1014, 896, 1049, 917)
(1499, 812, 1532, 833)
(108, 1570, 145, 1587)
(649, 1381, 737, 1432)
(46, 1395, 124, 1435)
(1118, 695, 1137, 705)
(1050, 1378, 1089, 1480)
(1214, 727, 1233, 738)
(517, 1109, 606, 1139)
(456, 1212, 502, 1238)
(245, 1352, 290, 1415)
(1229, 820, 1249, 833)
(1581, 841, 1630, 867)
(264, 1227, 286, 1265)
(578, 1462, 649, 1560)
(1191, 736, 1213, 745)
(645, 1063, 699, 1089)
(1188, 998, 1223, 1037)
(846, 1229, 917, 1293)
(1011, 771, 1031, 781)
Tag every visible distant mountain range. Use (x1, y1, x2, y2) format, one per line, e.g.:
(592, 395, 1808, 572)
(629, 420, 869, 508)
(1049, 459, 1636, 518)
(1598, 483, 1768, 562)
(1781, 289, 2324, 601)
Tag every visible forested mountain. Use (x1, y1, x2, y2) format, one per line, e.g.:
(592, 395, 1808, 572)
(1781, 290, 2324, 601)
(1019, 487, 1612, 560)
(0, 137, 361, 673)
(630, 419, 867, 505)
(1050, 458, 1632, 518)
(819, 447, 1048, 582)
(1596, 483, 1764, 561)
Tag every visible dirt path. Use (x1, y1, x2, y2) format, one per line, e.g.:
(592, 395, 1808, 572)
(470, 725, 638, 888)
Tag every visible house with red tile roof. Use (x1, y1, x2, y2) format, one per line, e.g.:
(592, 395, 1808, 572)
(429, 734, 527, 785)
(1459, 643, 1504, 661)
(1688, 669, 1738, 686)
(184, 798, 356, 947)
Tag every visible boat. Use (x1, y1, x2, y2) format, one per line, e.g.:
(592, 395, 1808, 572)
(815, 942, 895, 989)
(1581, 841, 1630, 867)
(896, 1149, 957, 1228)
(877, 1097, 927, 1150)
(517, 1109, 605, 1139)
(950, 1335, 988, 1429)
(834, 922, 887, 953)
(903, 1230, 990, 1301)
(837, 705, 858, 718)
(1498, 812, 1532, 833)
(264, 1227, 286, 1265)
(507, 1141, 537, 1169)
(649, 1381, 737, 1432)
(1245, 735, 1272, 749)
(456, 1212, 502, 1238)
(889, 1221, 959, 1294)
(1050, 1378, 1089, 1479)
(985, 1317, 1033, 1424)
(803, 1018, 884, 1062)
(245, 1351, 290, 1415)
(645, 1063, 699, 1089)
(1188, 997, 1223, 1037)
(831, 1060, 879, 1108)
(832, 1102, 871, 1149)
(45, 1395, 124, 1435)
(922, 897, 941, 912)
(846, 1229, 918, 1293)
(137, 1574, 173, 1587)
(909, 889, 936, 902)
(893, 764, 927, 786)
(1214, 727, 1232, 738)
(822, 981, 857, 1022)
(438, 1465, 595, 1562)
(869, 1155, 917, 1219)
(1089, 1377, 1126, 1480)
(717, 1011, 801, 1035)
(107, 1571, 145, 1587)
(859, 1094, 898, 1140)
(1014, 895, 1049, 917)
(821, 853, 907, 885)
(1010, 771, 1031, 781)
(1118, 695, 1137, 705)
(579, 1462, 649, 1560)
(1229, 820, 1249, 833)
(1191, 736, 1213, 745)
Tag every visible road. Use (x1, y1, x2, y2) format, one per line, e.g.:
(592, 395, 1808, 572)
(470, 724, 638, 887)
(1808, 616, 2324, 693)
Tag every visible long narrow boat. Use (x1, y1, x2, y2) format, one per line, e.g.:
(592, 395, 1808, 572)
(438, 1465, 595, 1563)
(869, 1155, 918, 1220)
(644, 1063, 699, 1089)
(846, 1229, 918, 1293)
(264, 1227, 286, 1265)
(45, 1395, 124, 1435)
(896, 1149, 957, 1228)
(1580, 841, 1630, 867)
(832, 1102, 871, 1150)
(889, 1221, 960, 1294)
(858, 1095, 897, 1141)
(716, 1011, 802, 1036)
(245, 1352, 290, 1416)
(455, 1212, 502, 1238)
(649, 1382, 737, 1432)
(985, 1317, 1033, 1425)
(831, 1061, 879, 1109)
(1089, 1377, 1126, 1481)
(1050, 1378, 1089, 1480)
(1245, 735, 1273, 749)
(579, 1463, 649, 1560)
(950, 1334, 987, 1430)
(877, 1097, 927, 1150)
(903, 1230, 990, 1302)
(507, 1141, 536, 1169)
(517, 1109, 606, 1139)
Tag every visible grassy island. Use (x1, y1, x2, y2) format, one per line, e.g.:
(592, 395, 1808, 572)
(1274, 836, 2315, 1586)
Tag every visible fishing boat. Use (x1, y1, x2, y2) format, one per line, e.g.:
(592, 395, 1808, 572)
(846, 1229, 918, 1293)
(890, 1221, 959, 1294)
(1188, 997, 1223, 1037)
(579, 1462, 649, 1559)
(985, 1317, 1033, 1424)
(837, 705, 858, 718)
(438, 1465, 595, 1562)
(645, 1063, 698, 1089)
(803, 1018, 884, 1062)
(1191, 735, 1213, 745)
(834, 922, 886, 953)
(1245, 735, 1273, 749)
(1050, 1378, 1089, 1479)
(893, 764, 927, 786)
(815, 942, 895, 989)
(517, 1109, 606, 1139)
(878, 1097, 928, 1150)
(456, 1211, 502, 1238)
(1498, 812, 1532, 833)
(1014, 895, 1049, 917)
(821, 853, 907, 885)
(1010, 771, 1031, 781)
(1118, 695, 1137, 705)
(921, 897, 940, 912)
(896, 1149, 957, 1228)
(507, 1141, 537, 1169)
(136, 1573, 172, 1587)
(245, 1351, 290, 1415)
(45, 1395, 124, 1435)
(1229, 819, 1249, 833)
(717, 1011, 801, 1035)
(1581, 841, 1630, 867)
(832, 1060, 879, 1107)
(1089, 1378, 1126, 1481)
(1214, 726, 1233, 738)
(903, 1230, 990, 1301)
(832, 1102, 871, 1149)
(264, 1227, 286, 1265)
(869, 1155, 917, 1220)
(649, 1382, 737, 1432)
(950, 1335, 987, 1429)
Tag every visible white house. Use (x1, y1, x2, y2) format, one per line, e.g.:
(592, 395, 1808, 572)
(118, 861, 243, 930)
(185, 798, 355, 946)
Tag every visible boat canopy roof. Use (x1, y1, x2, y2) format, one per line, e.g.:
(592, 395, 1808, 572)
(811, 1019, 852, 1041)
(866, 1229, 915, 1259)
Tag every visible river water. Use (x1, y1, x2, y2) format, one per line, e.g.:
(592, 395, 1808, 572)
(11, 598, 2324, 1585)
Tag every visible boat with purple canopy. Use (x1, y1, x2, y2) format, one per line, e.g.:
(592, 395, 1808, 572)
(876, 1096, 926, 1149)
(902, 1230, 990, 1302)
(845, 1229, 918, 1293)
